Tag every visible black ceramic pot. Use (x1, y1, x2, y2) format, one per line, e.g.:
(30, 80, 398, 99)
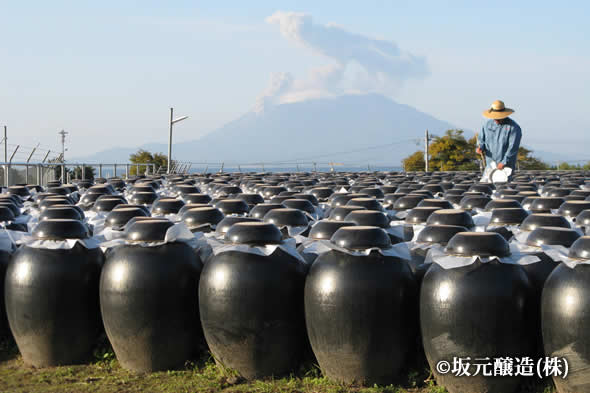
(557, 200, 590, 218)
(5, 219, 103, 366)
(417, 199, 453, 209)
(346, 197, 383, 211)
(484, 199, 522, 211)
(216, 216, 261, 235)
(151, 198, 185, 215)
(426, 209, 475, 229)
(393, 195, 426, 211)
(200, 222, 307, 379)
(104, 207, 149, 230)
(344, 210, 389, 228)
(182, 207, 224, 232)
(249, 203, 284, 219)
(39, 206, 83, 221)
(521, 213, 571, 231)
(542, 236, 590, 393)
(310, 187, 334, 201)
(460, 195, 492, 210)
(328, 205, 366, 221)
(184, 193, 212, 204)
(530, 197, 566, 213)
(214, 199, 250, 216)
(421, 232, 534, 393)
(305, 226, 417, 384)
(282, 199, 316, 215)
(129, 191, 158, 206)
(100, 220, 202, 372)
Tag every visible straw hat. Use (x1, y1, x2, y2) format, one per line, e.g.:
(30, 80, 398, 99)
(482, 100, 514, 119)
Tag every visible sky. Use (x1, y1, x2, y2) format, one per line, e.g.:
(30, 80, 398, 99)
(1, 0, 589, 162)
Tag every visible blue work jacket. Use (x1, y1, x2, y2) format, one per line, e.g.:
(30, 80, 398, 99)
(478, 118, 522, 169)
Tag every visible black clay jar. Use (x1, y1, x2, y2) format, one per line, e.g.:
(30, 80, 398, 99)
(235, 193, 265, 207)
(5, 219, 103, 366)
(184, 193, 212, 205)
(405, 207, 440, 225)
(113, 204, 150, 216)
(421, 232, 534, 393)
(521, 213, 571, 231)
(542, 236, 590, 393)
(417, 199, 453, 209)
(216, 216, 261, 235)
(328, 205, 366, 221)
(344, 210, 389, 228)
(305, 226, 417, 384)
(263, 208, 309, 230)
(214, 199, 250, 216)
(200, 222, 307, 379)
(282, 199, 316, 215)
(393, 195, 426, 211)
(460, 195, 492, 210)
(291, 193, 320, 206)
(151, 198, 185, 215)
(249, 203, 284, 219)
(426, 209, 475, 229)
(530, 197, 566, 213)
(310, 187, 334, 201)
(557, 200, 590, 218)
(182, 207, 224, 232)
(383, 193, 407, 207)
(526, 226, 581, 249)
(178, 203, 211, 216)
(0, 206, 16, 223)
(484, 199, 522, 211)
(129, 191, 158, 206)
(100, 220, 202, 372)
(93, 198, 125, 213)
(39, 206, 83, 222)
(330, 194, 359, 208)
(346, 197, 383, 211)
(489, 207, 529, 226)
(104, 207, 149, 230)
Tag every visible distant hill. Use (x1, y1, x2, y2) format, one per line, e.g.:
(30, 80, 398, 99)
(73, 94, 457, 166)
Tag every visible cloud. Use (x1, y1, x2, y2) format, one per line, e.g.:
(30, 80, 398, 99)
(255, 11, 429, 111)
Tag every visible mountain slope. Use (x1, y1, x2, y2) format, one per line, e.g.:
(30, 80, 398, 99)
(74, 94, 459, 165)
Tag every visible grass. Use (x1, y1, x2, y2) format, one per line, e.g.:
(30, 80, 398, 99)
(0, 335, 556, 393)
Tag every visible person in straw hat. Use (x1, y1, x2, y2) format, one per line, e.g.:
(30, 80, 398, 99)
(476, 100, 522, 172)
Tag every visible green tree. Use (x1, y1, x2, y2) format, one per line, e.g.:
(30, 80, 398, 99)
(129, 149, 170, 175)
(517, 147, 550, 170)
(429, 130, 479, 171)
(402, 151, 425, 171)
(72, 165, 95, 180)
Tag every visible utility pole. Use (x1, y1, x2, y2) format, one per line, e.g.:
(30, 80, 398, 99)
(424, 130, 430, 172)
(3, 126, 7, 187)
(58, 130, 68, 182)
(167, 107, 189, 175)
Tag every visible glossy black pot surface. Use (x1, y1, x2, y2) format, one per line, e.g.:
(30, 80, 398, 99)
(5, 243, 103, 366)
(426, 209, 475, 229)
(200, 235, 307, 379)
(542, 245, 590, 393)
(421, 260, 534, 393)
(305, 234, 417, 384)
(100, 221, 202, 372)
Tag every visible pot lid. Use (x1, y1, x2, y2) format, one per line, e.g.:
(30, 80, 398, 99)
(224, 222, 283, 245)
(33, 219, 90, 240)
(330, 226, 392, 250)
(446, 232, 510, 257)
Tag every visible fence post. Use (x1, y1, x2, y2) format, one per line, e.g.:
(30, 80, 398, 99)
(36, 165, 41, 186)
(113, 164, 117, 178)
(82, 164, 86, 180)
(126, 164, 129, 179)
